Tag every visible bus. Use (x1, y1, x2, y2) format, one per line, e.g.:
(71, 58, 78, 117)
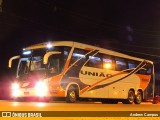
(8, 41, 154, 104)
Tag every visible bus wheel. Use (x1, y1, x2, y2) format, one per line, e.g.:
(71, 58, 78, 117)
(152, 100, 159, 104)
(134, 91, 142, 104)
(66, 86, 78, 103)
(122, 90, 135, 104)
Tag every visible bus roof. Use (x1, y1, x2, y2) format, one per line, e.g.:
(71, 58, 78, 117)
(24, 41, 153, 64)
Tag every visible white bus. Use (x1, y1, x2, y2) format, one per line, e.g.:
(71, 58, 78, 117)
(9, 41, 154, 104)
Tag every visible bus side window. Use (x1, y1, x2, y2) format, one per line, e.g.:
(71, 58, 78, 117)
(86, 54, 102, 69)
(102, 54, 114, 70)
(67, 48, 88, 77)
(63, 47, 71, 63)
(136, 62, 149, 75)
(145, 63, 152, 74)
(115, 57, 127, 71)
(69, 48, 88, 66)
(128, 60, 136, 69)
(138, 69, 146, 74)
(64, 51, 69, 61)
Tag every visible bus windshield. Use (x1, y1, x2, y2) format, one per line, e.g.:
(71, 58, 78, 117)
(17, 46, 71, 77)
(18, 56, 46, 77)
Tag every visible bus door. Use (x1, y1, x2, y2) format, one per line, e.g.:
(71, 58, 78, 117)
(44, 52, 63, 95)
(47, 55, 61, 76)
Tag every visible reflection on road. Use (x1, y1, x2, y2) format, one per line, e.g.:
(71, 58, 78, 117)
(0, 100, 159, 111)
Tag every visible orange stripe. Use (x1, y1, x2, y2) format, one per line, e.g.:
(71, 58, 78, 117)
(80, 72, 126, 94)
(63, 59, 71, 72)
(136, 74, 151, 90)
(49, 59, 71, 97)
(49, 74, 65, 97)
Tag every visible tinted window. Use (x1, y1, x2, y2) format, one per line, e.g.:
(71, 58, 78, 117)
(70, 48, 88, 66)
(136, 62, 153, 75)
(64, 47, 71, 63)
(128, 60, 136, 69)
(102, 54, 114, 70)
(86, 53, 102, 68)
(48, 55, 61, 75)
(115, 57, 127, 71)
(146, 63, 153, 74)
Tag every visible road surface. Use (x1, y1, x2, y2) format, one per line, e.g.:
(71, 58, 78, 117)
(0, 100, 160, 119)
(0, 100, 159, 111)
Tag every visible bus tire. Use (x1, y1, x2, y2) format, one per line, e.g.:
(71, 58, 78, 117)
(122, 90, 135, 104)
(134, 91, 142, 104)
(152, 100, 158, 104)
(66, 86, 78, 103)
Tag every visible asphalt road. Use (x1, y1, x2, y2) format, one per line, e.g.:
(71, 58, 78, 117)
(0, 100, 159, 111)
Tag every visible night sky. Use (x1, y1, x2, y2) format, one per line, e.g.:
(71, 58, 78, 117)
(1, 0, 160, 76)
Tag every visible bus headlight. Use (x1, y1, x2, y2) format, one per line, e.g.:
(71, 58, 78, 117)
(12, 89, 19, 97)
(12, 83, 19, 97)
(35, 81, 48, 97)
(12, 83, 19, 90)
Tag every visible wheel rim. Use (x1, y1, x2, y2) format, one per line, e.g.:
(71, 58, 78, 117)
(69, 91, 76, 102)
(136, 93, 142, 103)
(128, 92, 134, 103)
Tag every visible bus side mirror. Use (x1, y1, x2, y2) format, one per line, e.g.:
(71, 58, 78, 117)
(43, 51, 61, 64)
(8, 55, 20, 68)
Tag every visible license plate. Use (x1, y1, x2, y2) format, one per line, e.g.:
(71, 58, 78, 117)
(24, 92, 29, 95)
